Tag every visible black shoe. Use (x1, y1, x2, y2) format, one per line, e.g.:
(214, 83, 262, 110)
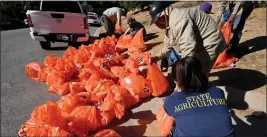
(226, 47, 242, 58)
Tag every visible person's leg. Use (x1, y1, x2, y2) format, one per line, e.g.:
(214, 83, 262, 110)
(228, 3, 255, 53)
(110, 22, 115, 36)
(100, 15, 114, 36)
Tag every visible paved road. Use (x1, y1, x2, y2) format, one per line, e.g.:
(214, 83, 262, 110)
(0, 26, 99, 136)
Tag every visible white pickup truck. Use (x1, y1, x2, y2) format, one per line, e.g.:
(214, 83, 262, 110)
(25, 1, 90, 50)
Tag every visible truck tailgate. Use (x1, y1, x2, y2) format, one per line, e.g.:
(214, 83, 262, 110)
(27, 10, 86, 34)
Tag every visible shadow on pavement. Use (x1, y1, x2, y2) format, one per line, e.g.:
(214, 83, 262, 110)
(210, 68, 266, 91)
(146, 41, 162, 50)
(110, 110, 156, 137)
(49, 46, 68, 50)
(145, 33, 159, 42)
(238, 36, 267, 57)
(231, 110, 267, 136)
(210, 68, 266, 110)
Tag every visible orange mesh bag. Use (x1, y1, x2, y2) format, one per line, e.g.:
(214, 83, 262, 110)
(98, 110, 115, 127)
(38, 69, 47, 82)
(129, 52, 151, 66)
(213, 49, 238, 69)
(48, 82, 70, 96)
(47, 126, 71, 137)
(93, 55, 122, 69)
(89, 48, 106, 62)
(46, 73, 64, 86)
(89, 129, 121, 137)
(78, 68, 92, 81)
(63, 46, 78, 61)
(156, 105, 174, 137)
(18, 118, 72, 137)
(57, 93, 90, 114)
(84, 62, 116, 79)
(147, 63, 170, 97)
(103, 53, 125, 67)
(128, 28, 147, 53)
(79, 45, 92, 53)
(54, 58, 78, 81)
(99, 37, 116, 55)
(109, 85, 139, 109)
(69, 81, 86, 94)
(74, 49, 91, 67)
(68, 106, 106, 136)
(18, 119, 48, 137)
(120, 74, 152, 99)
(122, 58, 139, 74)
(115, 27, 123, 34)
(99, 90, 126, 119)
(110, 66, 127, 79)
(85, 78, 115, 101)
(43, 54, 60, 67)
(93, 58, 109, 68)
(25, 62, 47, 82)
(31, 101, 67, 128)
(221, 21, 232, 44)
(106, 35, 118, 46)
(93, 39, 100, 45)
(115, 35, 133, 52)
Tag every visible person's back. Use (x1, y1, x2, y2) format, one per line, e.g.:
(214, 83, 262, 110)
(164, 87, 234, 136)
(169, 8, 225, 60)
(166, 7, 225, 75)
(103, 7, 121, 22)
(164, 56, 234, 137)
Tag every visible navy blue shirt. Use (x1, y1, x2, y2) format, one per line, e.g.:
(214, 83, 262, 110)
(164, 87, 234, 137)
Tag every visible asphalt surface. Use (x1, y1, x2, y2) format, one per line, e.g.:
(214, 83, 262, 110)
(0, 25, 99, 136)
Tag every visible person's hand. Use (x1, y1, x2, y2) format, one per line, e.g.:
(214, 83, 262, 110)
(218, 22, 224, 29)
(116, 27, 123, 34)
(229, 15, 236, 23)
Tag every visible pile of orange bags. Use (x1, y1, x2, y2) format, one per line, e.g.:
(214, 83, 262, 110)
(21, 29, 170, 136)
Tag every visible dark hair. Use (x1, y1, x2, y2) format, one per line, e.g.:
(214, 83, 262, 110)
(122, 8, 127, 16)
(127, 17, 135, 24)
(172, 56, 208, 93)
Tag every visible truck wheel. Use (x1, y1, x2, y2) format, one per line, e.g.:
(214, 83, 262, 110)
(40, 41, 51, 50)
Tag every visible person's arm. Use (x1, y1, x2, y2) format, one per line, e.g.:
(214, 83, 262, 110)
(151, 32, 174, 61)
(117, 10, 122, 27)
(176, 18, 197, 58)
(216, 1, 227, 24)
(124, 28, 131, 35)
(229, 1, 243, 22)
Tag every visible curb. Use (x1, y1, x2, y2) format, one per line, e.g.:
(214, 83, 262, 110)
(219, 86, 266, 112)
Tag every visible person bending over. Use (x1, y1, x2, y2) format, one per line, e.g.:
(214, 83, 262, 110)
(124, 17, 146, 37)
